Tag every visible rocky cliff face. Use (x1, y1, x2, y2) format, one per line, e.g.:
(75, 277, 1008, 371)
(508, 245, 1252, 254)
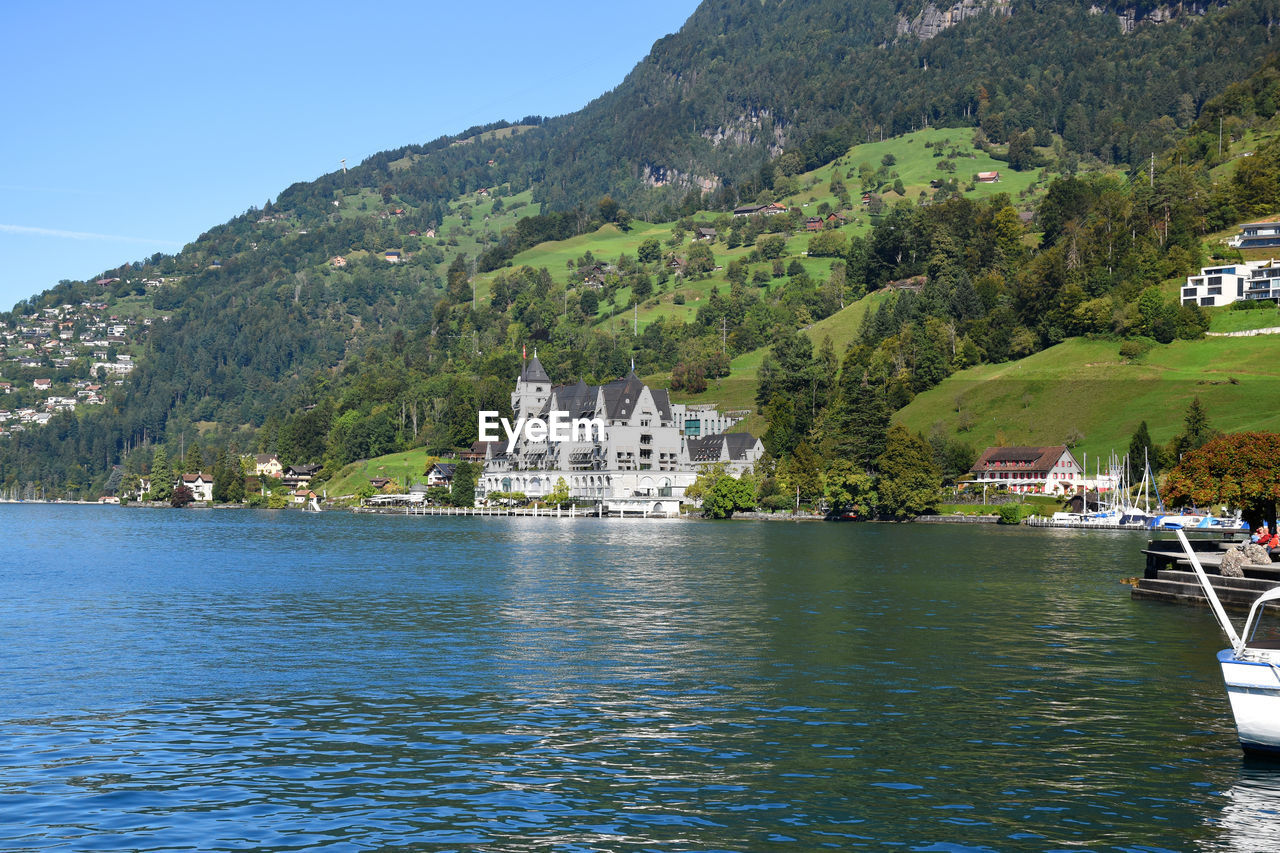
(896, 0, 1013, 41)
(1108, 3, 1215, 35)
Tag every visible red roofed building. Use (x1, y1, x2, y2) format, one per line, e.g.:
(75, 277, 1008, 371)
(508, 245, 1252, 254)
(969, 445, 1082, 494)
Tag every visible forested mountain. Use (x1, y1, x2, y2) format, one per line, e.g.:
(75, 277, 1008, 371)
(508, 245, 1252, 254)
(3, 0, 1280, 498)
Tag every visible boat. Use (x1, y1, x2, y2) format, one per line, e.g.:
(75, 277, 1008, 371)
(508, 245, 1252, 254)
(1175, 529, 1280, 756)
(1148, 512, 1244, 531)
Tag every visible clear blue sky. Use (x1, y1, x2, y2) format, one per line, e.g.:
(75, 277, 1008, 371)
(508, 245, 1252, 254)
(0, 0, 701, 311)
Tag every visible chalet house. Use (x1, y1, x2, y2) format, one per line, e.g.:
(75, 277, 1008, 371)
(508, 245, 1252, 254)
(461, 440, 500, 463)
(254, 454, 283, 478)
(424, 228, 437, 239)
(329, 256, 348, 268)
(178, 472, 213, 502)
(33, 378, 51, 390)
(368, 477, 392, 490)
(0, 382, 10, 393)
(426, 463, 457, 487)
(291, 488, 318, 506)
(1228, 221, 1280, 250)
(825, 213, 846, 225)
(282, 463, 321, 487)
(805, 217, 824, 231)
(666, 256, 687, 273)
(732, 202, 786, 217)
(969, 446, 1082, 494)
(976, 171, 1000, 183)
(695, 227, 717, 241)
(384, 250, 402, 263)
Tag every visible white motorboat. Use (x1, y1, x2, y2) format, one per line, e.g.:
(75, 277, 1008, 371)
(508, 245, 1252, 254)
(1176, 530, 1280, 756)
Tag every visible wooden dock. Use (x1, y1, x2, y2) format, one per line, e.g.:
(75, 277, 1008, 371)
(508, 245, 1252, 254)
(1132, 536, 1280, 610)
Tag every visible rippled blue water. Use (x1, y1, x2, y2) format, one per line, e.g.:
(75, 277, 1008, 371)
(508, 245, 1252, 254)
(2, 504, 1278, 851)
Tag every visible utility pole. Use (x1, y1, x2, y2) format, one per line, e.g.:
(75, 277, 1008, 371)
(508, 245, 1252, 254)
(1149, 152, 1154, 188)
(1219, 116, 1223, 158)
(722, 316, 727, 354)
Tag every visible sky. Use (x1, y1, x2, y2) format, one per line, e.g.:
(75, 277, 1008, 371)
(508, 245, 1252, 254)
(0, 0, 702, 311)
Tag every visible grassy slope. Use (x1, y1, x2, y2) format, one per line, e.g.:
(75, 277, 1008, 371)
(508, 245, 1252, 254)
(646, 289, 894, 436)
(895, 335, 1280, 463)
(325, 448, 448, 497)
(473, 128, 1059, 330)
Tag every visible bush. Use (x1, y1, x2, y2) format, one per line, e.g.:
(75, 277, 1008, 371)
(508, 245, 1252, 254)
(1119, 338, 1154, 360)
(1232, 298, 1276, 311)
(997, 504, 1024, 524)
(760, 494, 794, 512)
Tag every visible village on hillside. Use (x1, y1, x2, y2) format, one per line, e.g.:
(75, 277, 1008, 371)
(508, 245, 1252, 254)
(0, 297, 155, 434)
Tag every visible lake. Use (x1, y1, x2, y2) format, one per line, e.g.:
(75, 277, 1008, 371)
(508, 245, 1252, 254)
(1, 504, 1277, 851)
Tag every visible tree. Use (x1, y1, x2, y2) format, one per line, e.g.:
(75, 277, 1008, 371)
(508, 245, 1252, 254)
(150, 447, 173, 502)
(702, 474, 756, 519)
(184, 442, 204, 475)
(170, 484, 195, 508)
(1164, 433, 1280, 529)
(876, 425, 942, 519)
(547, 476, 570, 507)
(757, 234, 787, 259)
(637, 237, 661, 263)
(1127, 420, 1157, 484)
(1168, 397, 1217, 462)
(779, 440, 823, 506)
(598, 195, 620, 223)
(686, 242, 715, 274)
(448, 461, 478, 507)
(580, 289, 599, 316)
(823, 458, 876, 516)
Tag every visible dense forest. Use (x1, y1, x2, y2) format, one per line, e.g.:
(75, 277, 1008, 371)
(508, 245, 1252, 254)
(3, 0, 1280, 500)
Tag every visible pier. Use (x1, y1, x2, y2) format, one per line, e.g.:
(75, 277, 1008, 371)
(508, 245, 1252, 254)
(354, 503, 682, 519)
(1133, 535, 1280, 609)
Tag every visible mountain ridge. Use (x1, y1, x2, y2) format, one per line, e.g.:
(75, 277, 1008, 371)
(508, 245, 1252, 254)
(3, 0, 1280, 497)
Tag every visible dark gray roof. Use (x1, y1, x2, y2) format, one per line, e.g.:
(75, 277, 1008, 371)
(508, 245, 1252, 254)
(649, 388, 673, 424)
(552, 379, 599, 420)
(431, 462, 458, 478)
(600, 372, 646, 421)
(722, 432, 760, 460)
(687, 433, 760, 462)
(520, 355, 550, 384)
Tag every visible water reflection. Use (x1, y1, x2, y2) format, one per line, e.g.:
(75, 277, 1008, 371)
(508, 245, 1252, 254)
(1206, 761, 1280, 852)
(2, 506, 1279, 850)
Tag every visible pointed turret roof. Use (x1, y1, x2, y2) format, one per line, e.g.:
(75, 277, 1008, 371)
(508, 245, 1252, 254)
(520, 354, 550, 384)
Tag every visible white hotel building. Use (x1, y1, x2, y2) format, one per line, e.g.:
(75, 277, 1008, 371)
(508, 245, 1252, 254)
(476, 356, 762, 514)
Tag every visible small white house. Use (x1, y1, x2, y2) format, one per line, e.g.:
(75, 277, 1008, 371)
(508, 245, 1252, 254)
(177, 472, 213, 502)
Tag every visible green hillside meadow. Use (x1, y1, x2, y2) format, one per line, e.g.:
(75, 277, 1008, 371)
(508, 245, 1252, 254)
(895, 334, 1280, 465)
